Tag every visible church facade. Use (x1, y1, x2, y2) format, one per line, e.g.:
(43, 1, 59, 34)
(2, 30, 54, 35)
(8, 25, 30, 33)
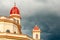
(0, 3, 41, 40)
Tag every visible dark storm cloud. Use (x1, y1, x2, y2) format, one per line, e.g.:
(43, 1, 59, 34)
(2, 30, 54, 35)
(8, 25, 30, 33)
(21, 6, 60, 40)
(21, 11, 60, 40)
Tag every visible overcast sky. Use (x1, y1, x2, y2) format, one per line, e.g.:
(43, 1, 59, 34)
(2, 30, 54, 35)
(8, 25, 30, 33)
(0, 0, 60, 40)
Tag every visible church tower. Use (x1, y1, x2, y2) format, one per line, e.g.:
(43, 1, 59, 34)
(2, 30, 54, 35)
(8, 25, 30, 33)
(33, 25, 41, 40)
(10, 3, 21, 24)
(10, 3, 22, 34)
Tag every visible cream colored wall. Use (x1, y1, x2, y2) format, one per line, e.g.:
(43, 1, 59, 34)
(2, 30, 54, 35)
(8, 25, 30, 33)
(13, 24, 19, 34)
(0, 22, 19, 34)
(4, 22, 14, 33)
(33, 32, 40, 40)
(0, 22, 4, 32)
(0, 38, 16, 40)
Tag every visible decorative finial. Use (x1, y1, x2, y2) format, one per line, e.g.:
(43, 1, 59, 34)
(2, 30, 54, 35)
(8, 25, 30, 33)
(14, 2, 16, 6)
(35, 25, 38, 27)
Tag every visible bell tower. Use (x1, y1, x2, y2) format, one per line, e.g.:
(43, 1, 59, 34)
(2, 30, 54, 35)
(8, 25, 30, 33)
(33, 25, 41, 40)
(10, 3, 21, 24)
(10, 3, 22, 34)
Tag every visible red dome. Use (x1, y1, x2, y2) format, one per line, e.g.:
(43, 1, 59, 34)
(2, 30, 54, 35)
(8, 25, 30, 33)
(10, 5, 20, 15)
(33, 25, 39, 30)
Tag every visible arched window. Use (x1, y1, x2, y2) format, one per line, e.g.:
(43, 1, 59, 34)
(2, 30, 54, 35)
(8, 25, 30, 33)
(36, 34, 38, 39)
(14, 32, 16, 34)
(6, 30, 10, 33)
